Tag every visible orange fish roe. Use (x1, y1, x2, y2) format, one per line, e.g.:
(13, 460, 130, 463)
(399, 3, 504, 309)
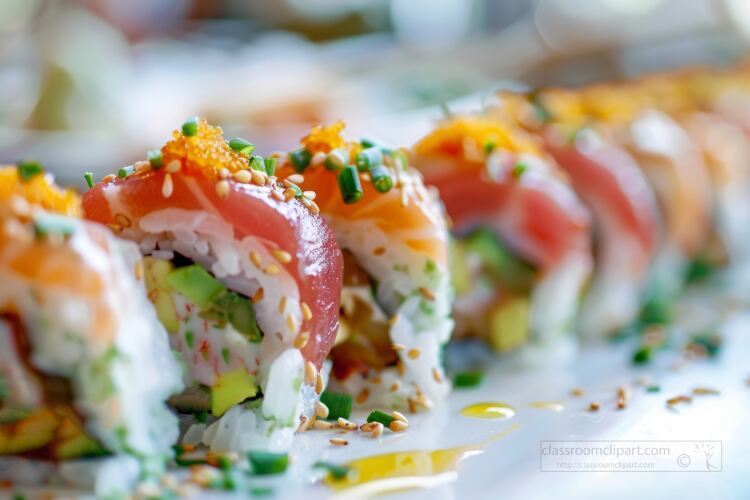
(414, 115, 539, 160)
(160, 119, 250, 179)
(301, 121, 348, 155)
(0, 166, 80, 216)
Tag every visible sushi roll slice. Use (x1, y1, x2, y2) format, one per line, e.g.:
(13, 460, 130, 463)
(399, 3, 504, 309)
(498, 89, 660, 340)
(82, 118, 343, 451)
(412, 115, 592, 357)
(275, 122, 453, 412)
(0, 165, 182, 495)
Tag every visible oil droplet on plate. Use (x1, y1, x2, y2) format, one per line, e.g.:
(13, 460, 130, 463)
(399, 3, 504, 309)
(460, 402, 516, 419)
(529, 401, 565, 412)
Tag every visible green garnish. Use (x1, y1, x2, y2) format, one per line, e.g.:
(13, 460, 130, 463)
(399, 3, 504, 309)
(117, 166, 134, 179)
(175, 454, 208, 467)
(195, 410, 208, 424)
(264, 157, 277, 176)
(182, 116, 199, 136)
(325, 148, 348, 171)
(313, 461, 352, 481)
(17, 161, 43, 181)
(369, 166, 393, 193)
(355, 147, 382, 172)
(84, 172, 95, 189)
(366, 410, 394, 427)
(217, 454, 233, 471)
(211, 290, 263, 342)
(360, 138, 377, 148)
(483, 139, 497, 155)
(248, 451, 289, 475)
(250, 156, 265, 172)
(391, 149, 409, 171)
(639, 293, 671, 326)
(0, 408, 31, 424)
(453, 371, 484, 388)
(33, 213, 76, 239)
(290, 148, 312, 173)
(337, 166, 363, 204)
(689, 333, 722, 357)
(165, 265, 225, 308)
(147, 149, 164, 168)
(229, 138, 255, 156)
(512, 162, 527, 178)
(632, 345, 652, 364)
(685, 258, 714, 283)
(319, 390, 352, 420)
(646, 385, 661, 393)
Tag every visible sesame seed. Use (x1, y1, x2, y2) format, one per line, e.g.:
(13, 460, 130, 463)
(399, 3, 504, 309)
(311, 151, 326, 166)
(215, 180, 230, 199)
(294, 331, 310, 349)
(273, 249, 292, 263)
(371, 422, 384, 438)
(272, 190, 285, 201)
(303, 191, 316, 200)
(360, 173, 371, 182)
(315, 400, 329, 419)
(356, 388, 370, 405)
(283, 188, 296, 201)
(114, 213, 131, 228)
(162, 173, 174, 198)
(102, 174, 116, 182)
(219, 167, 231, 179)
(388, 315, 400, 326)
(337, 418, 357, 431)
(330, 438, 348, 447)
(286, 314, 298, 333)
(396, 361, 405, 376)
(389, 420, 409, 433)
(692, 387, 720, 395)
(134, 260, 143, 280)
(249, 251, 262, 268)
(264, 263, 280, 275)
(667, 395, 692, 406)
(373, 247, 386, 256)
(570, 388, 585, 397)
(252, 287, 264, 304)
(359, 422, 375, 432)
(313, 419, 334, 430)
(400, 191, 409, 207)
(301, 302, 313, 321)
(588, 402, 600, 412)
(391, 411, 408, 424)
(286, 174, 304, 184)
(390, 382, 401, 392)
(407, 348, 421, 360)
(315, 373, 324, 394)
(233, 170, 252, 183)
(308, 200, 320, 215)
(248, 170, 264, 186)
(432, 368, 443, 383)
(391, 343, 406, 351)
(418, 287, 435, 301)
(305, 361, 317, 385)
(415, 394, 433, 410)
(278, 296, 286, 313)
(166, 160, 181, 173)
(297, 415, 310, 433)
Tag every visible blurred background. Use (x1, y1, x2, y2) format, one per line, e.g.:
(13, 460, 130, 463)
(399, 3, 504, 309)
(1, 0, 750, 187)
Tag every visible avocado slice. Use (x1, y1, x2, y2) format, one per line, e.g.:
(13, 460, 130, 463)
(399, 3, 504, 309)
(488, 296, 530, 353)
(55, 432, 107, 459)
(211, 291, 262, 343)
(2, 408, 58, 454)
(0, 408, 31, 424)
(210, 369, 258, 417)
(449, 238, 472, 295)
(463, 228, 536, 293)
(165, 265, 226, 309)
(143, 257, 180, 333)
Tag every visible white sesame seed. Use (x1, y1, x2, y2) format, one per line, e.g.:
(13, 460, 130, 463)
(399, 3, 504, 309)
(330, 438, 348, 447)
(166, 160, 181, 173)
(286, 174, 304, 184)
(162, 173, 174, 198)
(389, 420, 409, 433)
(273, 249, 292, 263)
(313, 419, 334, 430)
(264, 263, 280, 275)
(233, 170, 252, 183)
(408, 348, 421, 360)
(305, 361, 317, 385)
(301, 302, 313, 321)
(392, 343, 406, 351)
(249, 251, 262, 268)
(391, 411, 408, 424)
(315, 400, 329, 419)
(303, 190, 316, 200)
(371, 422, 384, 438)
(294, 331, 310, 349)
(215, 180, 230, 199)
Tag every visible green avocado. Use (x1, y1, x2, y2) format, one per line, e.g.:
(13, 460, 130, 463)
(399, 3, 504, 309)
(143, 257, 180, 333)
(488, 297, 530, 353)
(55, 433, 107, 459)
(211, 369, 258, 417)
(463, 228, 536, 293)
(165, 265, 226, 309)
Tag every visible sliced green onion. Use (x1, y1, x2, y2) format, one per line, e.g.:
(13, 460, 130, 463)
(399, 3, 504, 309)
(324, 148, 349, 171)
(632, 346, 652, 365)
(182, 116, 199, 136)
(290, 148, 312, 173)
(319, 390, 352, 420)
(83, 172, 95, 189)
(313, 461, 352, 481)
(264, 157, 277, 177)
(360, 137, 378, 149)
(337, 166, 363, 205)
(355, 147, 382, 172)
(229, 138, 255, 156)
(33, 213, 76, 239)
(453, 371, 484, 388)
(369, 166, 393, 193)
(483, 139, 497, 155)
(195, 410, 208, 424)
(147, 149, 164, 168)
(646, 385, 661, 393)
(250, 156, 265, 172)
(286, 182, 303, 198)
(250, 486, 274, 496)
(117, 166, 134, 179)
(511, 162, 527, 178)
(248, 451, 289, 475)
(17, 161, 43, 181)
(175, 453, 208, 467)
(217, 454, 233, 471)
(366, 410, 394, 427)
(689, 333, 722, 357)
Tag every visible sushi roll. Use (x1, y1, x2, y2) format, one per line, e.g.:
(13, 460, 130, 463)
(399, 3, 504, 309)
(498, 89, 660, 340)
(275, 122, 453, 411)
(82, 118, 343, 451)
(412, 115, 592, 356)
(0, 164, 182, 495)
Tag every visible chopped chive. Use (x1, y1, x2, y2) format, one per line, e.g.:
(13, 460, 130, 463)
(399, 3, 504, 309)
(324, 148, 348, 171)
(248, 451, 289, 475)
(264, 157, 277, 176)
(250, 486, 274, 496)
(512, 162, 527, 178)
(337, 166, 363, 204)
(17, 161, 43, 181)
(632, 346, 652, 365)
(366, 410, 394, 427)
(355, 147, 382, 172)
(646, 385, 661, 393)
(313, 461, 352, 481)
(369, 166, 393, 193)
(250, 156, 265, 172)
(287, 182, 303, 198)
(117, 166, 134, 179)
(360, 137, 378, 149)
(182, 116, 199, 136)
(217, 454, 233, 471)
(453, 371, 484, 388)
(483, 139, 497, 155)
(229, 138, 255, 156)
(195, 410, 208, 424)
(290, 148, 312, 173)
(391, 150, 409, 171)
(147, 149, 163, 168)
(319, 390, 352, 420)
(33, 213, 76, 239)
(84, 172, 95, 189)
